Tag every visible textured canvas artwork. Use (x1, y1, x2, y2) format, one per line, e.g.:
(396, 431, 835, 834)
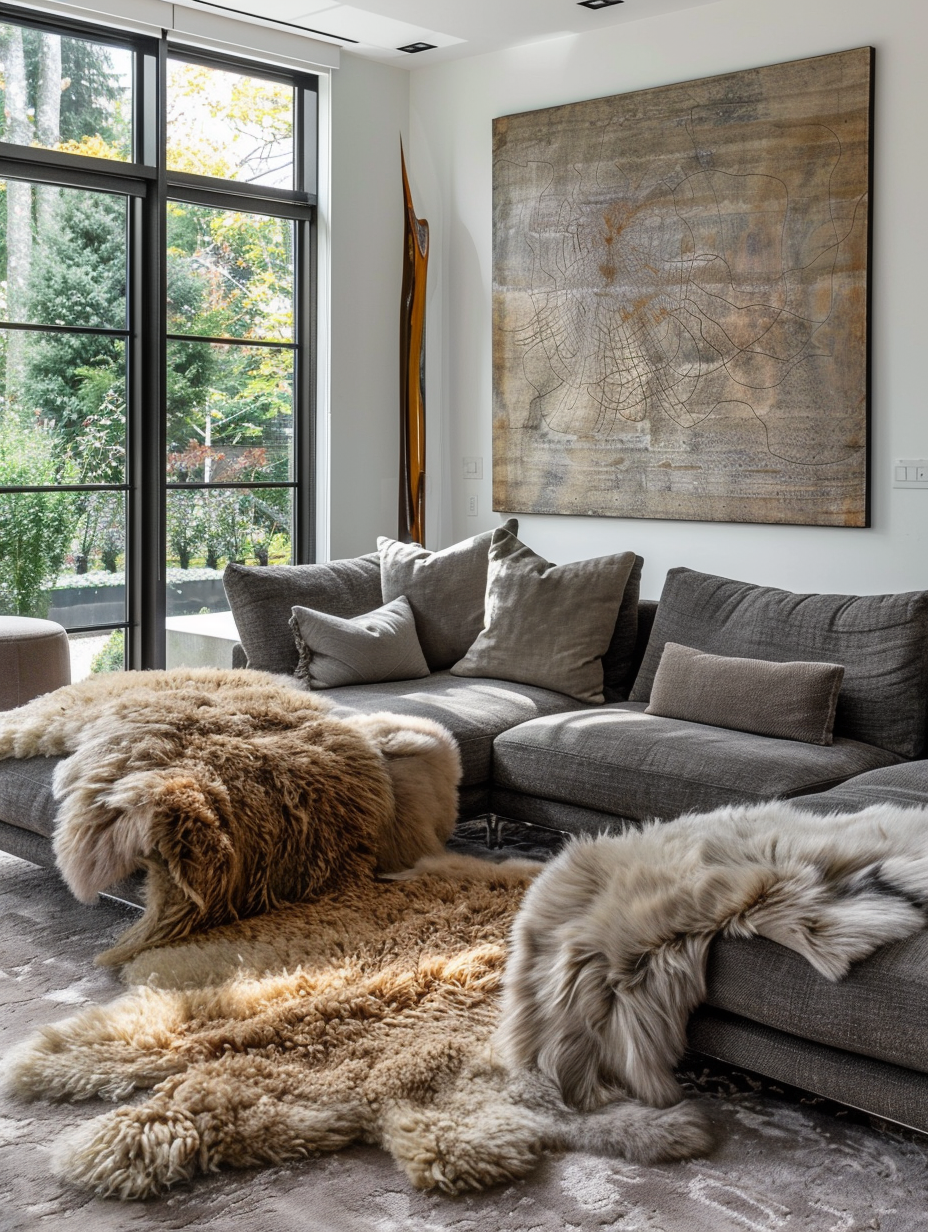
(492, 48, 872, 526)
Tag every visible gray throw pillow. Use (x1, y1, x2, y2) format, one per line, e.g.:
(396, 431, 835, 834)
(378, 520, 518, 670)
(630, 568, 928, 758)
(223, 555, 383, 675)
(645, 642, 845, 745)
(289, 595, 429, 689)
(450, 527, 637, 704)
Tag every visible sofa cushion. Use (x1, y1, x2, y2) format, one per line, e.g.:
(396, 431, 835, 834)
(378, 521, 517, 670)
(289, 596, 429, 688)
(602, 555, 643, 702)
(789, 760, 928, 813)
(224, 554, 383, 675)
(705, 930, 928, 1076)
(646, 642, 845, 745)
(328, 671, 584, 788)
(491, 702, 901, 822)
(0, 755, 63, 839)
(629, 568, 928, 758)
(451, 527, 637, 703)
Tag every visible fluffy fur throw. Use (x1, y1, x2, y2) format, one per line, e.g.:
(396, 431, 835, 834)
(0, 858, 711, 1199)
(0, 668, 461, 964)
(496, 801, 928, 1111)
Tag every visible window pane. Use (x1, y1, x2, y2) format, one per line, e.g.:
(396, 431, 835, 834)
(0, 488, 125, 623)
(167, 59, 294, 189)
(0, 330, 126, 483)
(69, 627, 124, 681)
(167, 202, 293, 341)
(167, 340, 292, 482)
(0, 23, 132, 161)
(165, 484, 292, 608)
(0, 183, 128, 328)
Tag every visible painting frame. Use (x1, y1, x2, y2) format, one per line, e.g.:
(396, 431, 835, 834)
(492, 48, 874, 527)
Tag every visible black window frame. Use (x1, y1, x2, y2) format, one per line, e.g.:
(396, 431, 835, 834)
(0, 4, 318, 669)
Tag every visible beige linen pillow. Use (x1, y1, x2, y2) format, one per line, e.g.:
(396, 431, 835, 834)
(289, 595, 429, 689)
(645, 642, 845, 745)
(378, 520, 517, 670)
(450, 527, 637, 704)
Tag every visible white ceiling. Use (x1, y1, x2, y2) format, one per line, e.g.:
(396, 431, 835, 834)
(182, 0, 722, 65)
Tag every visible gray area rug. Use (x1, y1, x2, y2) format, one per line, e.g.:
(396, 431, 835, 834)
(2, 849, 927, 1231)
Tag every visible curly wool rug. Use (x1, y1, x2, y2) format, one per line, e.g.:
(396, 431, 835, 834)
(1, 856, 710, 1200)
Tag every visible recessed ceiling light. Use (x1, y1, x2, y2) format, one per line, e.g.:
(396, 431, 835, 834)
(398, 42, 437, 53)
(578, 0, 624, 8)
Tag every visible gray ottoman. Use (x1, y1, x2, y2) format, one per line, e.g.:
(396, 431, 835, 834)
(0, 616, 71, 711)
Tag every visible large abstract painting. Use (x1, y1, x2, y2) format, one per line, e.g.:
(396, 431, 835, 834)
(492, 48, 873, 526)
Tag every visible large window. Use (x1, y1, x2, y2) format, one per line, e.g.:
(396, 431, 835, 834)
(0, 12, 316, 676)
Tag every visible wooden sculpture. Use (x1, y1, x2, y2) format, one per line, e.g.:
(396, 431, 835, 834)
(399, 141, 429, 545)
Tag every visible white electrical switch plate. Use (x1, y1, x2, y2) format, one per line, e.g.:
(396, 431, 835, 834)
(893, 460, 928, 489)
(463, 456, 483, 480)
(466, 494, 478, 517)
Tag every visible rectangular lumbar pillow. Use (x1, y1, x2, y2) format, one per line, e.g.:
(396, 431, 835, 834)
(378, 520, 518, 671)
(224, 555, 383, 675)
(645, 642, 845, 745)
(450, 526, 637, 704)
(289, 595, 430, 689)
(630, 569, 928, 758)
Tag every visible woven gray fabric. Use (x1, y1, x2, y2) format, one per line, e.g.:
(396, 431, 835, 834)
(630, 569, 928, 758)
(646, 642, 845, 745)
(378, 521, 518, 670)
(289, 596, 429, 688)
(489, 788, 635, 837)
(0, 755, 62, 838)
(451, 528, 637, 704)
(688, 1007, 928, 1134)
(704, 928, 928, 1075)
(791, 760, 928, 814)
(491, 703, 900, 821)
(602, 555, 643, 702)
(328, 670, 582, 788)
(223, 554, 383, 675)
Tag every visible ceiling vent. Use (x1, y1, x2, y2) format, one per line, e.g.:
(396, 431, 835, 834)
(577, 0, 625, 9)
(398, 42, 437, 53)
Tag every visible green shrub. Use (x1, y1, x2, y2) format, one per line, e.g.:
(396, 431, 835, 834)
(90, 628, 124, 674)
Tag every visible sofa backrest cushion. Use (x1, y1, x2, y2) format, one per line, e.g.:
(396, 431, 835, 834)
(224, 554, 383, 675)
(602, 554, 643, 702)
(629, 568, 928, 758)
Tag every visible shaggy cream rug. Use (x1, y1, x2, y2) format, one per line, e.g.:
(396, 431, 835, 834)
(1, 857, 709, 1200)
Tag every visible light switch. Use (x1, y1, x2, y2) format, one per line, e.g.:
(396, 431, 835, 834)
(894, 459, 928, 488)
(466, 494, 478, 517)
(895, 466, 908, 482)
(463, 456, 483, 480)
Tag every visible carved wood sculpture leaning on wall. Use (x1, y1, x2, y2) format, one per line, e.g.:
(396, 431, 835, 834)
(399, 141, 429, 545)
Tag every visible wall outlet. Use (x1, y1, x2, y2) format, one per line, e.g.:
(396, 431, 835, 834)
(893, 459, 928, 488)
(466, 494, 478, 517)
(463, 456, 483, 480)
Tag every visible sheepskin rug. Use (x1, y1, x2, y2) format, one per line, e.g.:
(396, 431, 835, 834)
(0, 856, 712, 1199)
(497, 801, 928, 1113)
(0, 668, 462, 964)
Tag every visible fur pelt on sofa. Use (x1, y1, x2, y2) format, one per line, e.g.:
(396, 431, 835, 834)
(0, 668, 461, 964)
(495, 801, 928, 1112)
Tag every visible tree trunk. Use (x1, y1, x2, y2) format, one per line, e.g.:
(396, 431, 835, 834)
(4, 25, 33, 412)
(35, 33, 62, 238)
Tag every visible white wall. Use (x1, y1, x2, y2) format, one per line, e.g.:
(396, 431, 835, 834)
(327, 52, 409, 559)
(410, 0, 928, 598)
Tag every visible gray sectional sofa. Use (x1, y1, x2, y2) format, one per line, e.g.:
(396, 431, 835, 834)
(2, 545, 928, 1135)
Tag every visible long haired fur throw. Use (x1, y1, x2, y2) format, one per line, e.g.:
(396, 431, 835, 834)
(0, 668, 461, 963)
(496, 801, 928, 1112)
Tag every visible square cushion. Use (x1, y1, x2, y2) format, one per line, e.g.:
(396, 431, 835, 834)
(378, 521, 517, 670)
(630, 569, 928, 758)
(224, 554, 383, 675)
(451, 528, 637, 703)
(788, 759, 928, 814)
(491, 702, 901, 822)
(328, 671, 584, 788)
